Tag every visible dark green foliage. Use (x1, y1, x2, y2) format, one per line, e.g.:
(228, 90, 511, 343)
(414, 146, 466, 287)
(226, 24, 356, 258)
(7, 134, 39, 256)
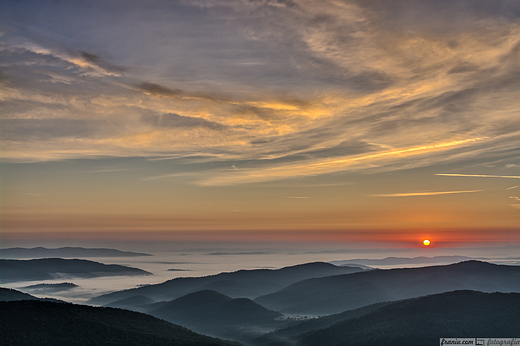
(0, 258, 151, 283)
(255, 261, 520, 315)
(0, 300, 239, 346)
(297, 291, 520, 346)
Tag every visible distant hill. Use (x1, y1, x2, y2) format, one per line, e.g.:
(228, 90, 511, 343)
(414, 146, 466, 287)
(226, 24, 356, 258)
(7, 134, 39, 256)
(330, 255, 472, 267)
(21, 282, 78, 293)
(0, 300, 239, 346)
(0, 287, 39, 302)
(0, 258, 151, 283)
(254, 260, 520, 315)
(297, 291, 520, 346)
(254, 301, 393, 345)
(89, 262, 363, 306)
(0, 246, 151, 258)
(105, 295, 156, 310)
(146, 290, 285, 343)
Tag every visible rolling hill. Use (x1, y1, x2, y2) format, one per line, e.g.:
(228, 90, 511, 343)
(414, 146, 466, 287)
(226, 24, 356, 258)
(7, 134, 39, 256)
(146, 290, 285, 343)
(297, 290, 520, 346)
(89, 262, 364, 306)
(0, 300, 240, 346)
(254, 260, 520, 315)
(0, 258, 151, 283)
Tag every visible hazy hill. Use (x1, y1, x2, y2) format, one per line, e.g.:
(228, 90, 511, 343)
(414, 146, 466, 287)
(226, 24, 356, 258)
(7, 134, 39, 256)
(147, 290, 285, 343)
(254, 301, 393, 345)
(89, 262, 363, 305)
(105, 295, 156, 310)
(0, 300, 239, 346)
(0, 258, 151, 283)
(330, 255, 472, 266)
(0, 287, 39, 302)
(297, 290, 520, 346)
(21, 282, 78, 293)
(254, 260, 520, 315)
(0, 246, 151, 258)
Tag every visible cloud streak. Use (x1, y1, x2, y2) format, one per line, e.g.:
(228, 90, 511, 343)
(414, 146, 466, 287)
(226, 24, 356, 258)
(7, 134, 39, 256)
(436, 174, 520, 179)
(374, 190, 482, 197)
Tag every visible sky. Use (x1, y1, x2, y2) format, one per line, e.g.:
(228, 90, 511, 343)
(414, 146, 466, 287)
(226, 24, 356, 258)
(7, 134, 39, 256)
(1, 0, 520, 250)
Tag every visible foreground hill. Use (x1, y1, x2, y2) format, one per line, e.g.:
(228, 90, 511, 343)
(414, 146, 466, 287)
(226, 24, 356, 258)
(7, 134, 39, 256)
(0, 300, 239, 346)
(146, 290, 285, 343)
(0, 246, 151, 258)
(255, 260, 520, 315)
(89, 262, 363, 305)
(0, 258, 151, 283)
(298, 290, 520, 346)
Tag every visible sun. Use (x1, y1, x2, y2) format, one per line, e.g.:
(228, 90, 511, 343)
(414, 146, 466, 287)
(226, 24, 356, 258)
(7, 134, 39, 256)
(423, 239, 431, 246)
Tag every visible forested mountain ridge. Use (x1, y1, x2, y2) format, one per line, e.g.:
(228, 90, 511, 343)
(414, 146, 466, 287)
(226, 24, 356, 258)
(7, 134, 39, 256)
(0, 300, 240, 346)
(254, 260, 520, 315)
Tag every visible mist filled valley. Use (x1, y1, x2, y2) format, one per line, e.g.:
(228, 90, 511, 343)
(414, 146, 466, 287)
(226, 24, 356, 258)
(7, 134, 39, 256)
(2, 245, 520, 345)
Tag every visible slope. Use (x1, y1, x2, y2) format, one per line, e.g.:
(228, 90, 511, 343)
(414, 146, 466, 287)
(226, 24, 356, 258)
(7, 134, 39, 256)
(0, 300, 239, 346)
(254, 260, 520, 315)
(298, 290, 520, 346)
(89, 262, 363, 306)
(147, 290, 285, 343)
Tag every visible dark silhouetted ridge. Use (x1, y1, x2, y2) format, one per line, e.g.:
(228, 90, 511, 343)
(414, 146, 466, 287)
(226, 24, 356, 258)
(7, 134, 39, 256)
(298, 290, 520, 346)
(148, 290, 284, 343)
(0, 300, 239, 346)
(0, 287, 39, 302)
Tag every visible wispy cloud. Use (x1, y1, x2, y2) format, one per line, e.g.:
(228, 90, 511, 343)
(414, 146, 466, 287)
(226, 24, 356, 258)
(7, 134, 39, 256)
(436, 174, 520, 179)
(373, 190, 482, 197)
(282, 196, 314, 199)
(1, 0, 520, 187)
(25, 193, 44, 198)
(507, 185, 519, 190)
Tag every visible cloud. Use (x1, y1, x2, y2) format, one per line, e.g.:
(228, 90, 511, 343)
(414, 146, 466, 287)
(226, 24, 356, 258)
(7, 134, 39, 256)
(1, 0, 520, 184)
(0, 118, 103, 141)
(282, 196, 314, 199)
(374, 190, 482, 197)
(141, 113, 225, 131)
(436, 174, 520, 179)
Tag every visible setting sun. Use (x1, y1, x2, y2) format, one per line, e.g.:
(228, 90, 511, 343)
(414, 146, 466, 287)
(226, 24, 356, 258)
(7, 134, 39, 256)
(423, 239, 431, 246)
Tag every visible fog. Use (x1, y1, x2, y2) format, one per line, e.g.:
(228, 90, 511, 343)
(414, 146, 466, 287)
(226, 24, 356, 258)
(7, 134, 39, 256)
(2, 242, 519, 304)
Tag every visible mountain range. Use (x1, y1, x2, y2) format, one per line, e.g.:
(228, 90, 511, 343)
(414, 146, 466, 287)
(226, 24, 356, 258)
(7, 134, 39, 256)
(259, 290, 520, 346)
(0, 247, 151, 258)
(254, 260, 520, 315)
(89, 262, 364, 305)
(329, 255, 473, 266)
(0, 258, 151, 283)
